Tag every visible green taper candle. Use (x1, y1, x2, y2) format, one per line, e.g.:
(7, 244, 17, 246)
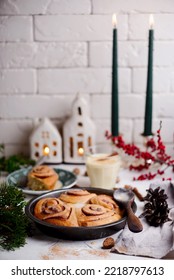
(143, 14, 154, 136)
(111, 13, 119, 137)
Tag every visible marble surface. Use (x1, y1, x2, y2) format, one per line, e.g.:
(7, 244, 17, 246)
(0, 164, 174, 260)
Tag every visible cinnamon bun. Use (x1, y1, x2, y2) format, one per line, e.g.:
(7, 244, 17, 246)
(27, 165, 58, 191)
(76, 204, 122, 227)
(34, 197, 78, 227)
(90, 194, 119, 210)
(59, 189, 96, 204)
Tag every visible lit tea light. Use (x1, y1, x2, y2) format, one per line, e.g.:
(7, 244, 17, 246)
(78, 147, 84, 156)
(43, 145, 50, 156)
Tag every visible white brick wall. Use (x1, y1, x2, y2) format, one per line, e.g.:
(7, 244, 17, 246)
(34, 14, 127, 41)
(0, 42, 87, 68)
(38, 68, 131, 94)
(0, 69, 36, 94)
(0, 0, 91, 15)
(0, 0, 174, 157)
(0, 16, 33, 41)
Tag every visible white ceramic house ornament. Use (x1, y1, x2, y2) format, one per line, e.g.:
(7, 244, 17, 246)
(30, 117, 62, 163)
(63, 93, 96, 163)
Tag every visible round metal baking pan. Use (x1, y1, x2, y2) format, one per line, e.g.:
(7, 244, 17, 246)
(25, 187, 137, 240)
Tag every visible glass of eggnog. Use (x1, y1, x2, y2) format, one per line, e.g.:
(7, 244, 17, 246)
(86, 144, 121, 189)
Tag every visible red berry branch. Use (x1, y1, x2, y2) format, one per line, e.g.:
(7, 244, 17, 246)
(105, 122, 174, 181)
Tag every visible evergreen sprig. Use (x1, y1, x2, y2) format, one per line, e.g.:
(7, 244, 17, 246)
(0, 183, 29, 251)
(0, 154, 35, 173)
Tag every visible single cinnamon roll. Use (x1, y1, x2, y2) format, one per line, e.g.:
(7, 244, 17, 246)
(27, 165, 58, 191)
(76, 204, 122, 227)
(59, 189, 96, 204)
(90, 194, 119, 210)
(34, 197, 78, 227)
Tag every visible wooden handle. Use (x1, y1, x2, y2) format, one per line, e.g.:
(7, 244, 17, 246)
(126, 203, 143, 233)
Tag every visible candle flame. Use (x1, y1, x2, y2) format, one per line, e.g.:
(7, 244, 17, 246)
(112, 13, 117, 28)
(43, 146, 49, 156)
(78, 147, 84, 156)
(149, 14, 154, 29)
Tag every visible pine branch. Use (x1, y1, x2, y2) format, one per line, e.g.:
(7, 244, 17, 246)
(0, 183, 30, 251)
(0, 154, 35, 173)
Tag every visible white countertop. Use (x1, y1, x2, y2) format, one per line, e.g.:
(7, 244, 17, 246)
(1, 164, 174, 260)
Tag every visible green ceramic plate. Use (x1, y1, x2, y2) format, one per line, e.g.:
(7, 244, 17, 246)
(6, 167, 77, 195)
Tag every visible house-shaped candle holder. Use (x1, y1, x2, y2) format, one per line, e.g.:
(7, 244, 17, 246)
(30, 117, 62, 163)
(63, 93, 95, 163)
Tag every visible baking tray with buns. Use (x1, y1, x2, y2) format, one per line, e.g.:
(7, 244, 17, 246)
(25, 187, 137, 240)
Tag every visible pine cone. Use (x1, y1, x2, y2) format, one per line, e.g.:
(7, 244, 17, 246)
(140, 187, 169, 227)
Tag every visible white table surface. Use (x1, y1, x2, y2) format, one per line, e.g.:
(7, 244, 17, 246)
(0, 164, 174, 260)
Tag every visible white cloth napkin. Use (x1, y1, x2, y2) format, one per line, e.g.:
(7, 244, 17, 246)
(112, 182, 174, 259)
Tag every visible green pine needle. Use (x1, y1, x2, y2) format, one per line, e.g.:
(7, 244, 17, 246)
(0, 153, 35, 173)
(0, 183, 29, 251)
